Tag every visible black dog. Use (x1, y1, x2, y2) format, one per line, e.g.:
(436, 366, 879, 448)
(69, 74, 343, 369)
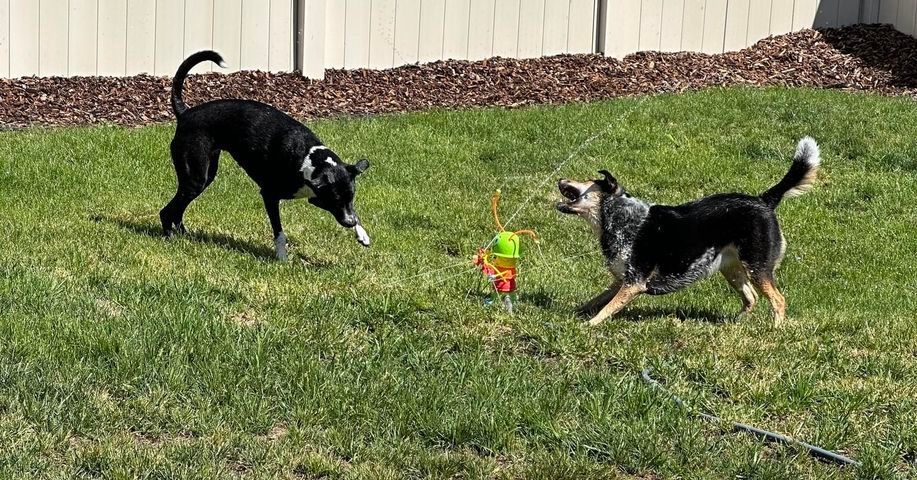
(556, 137, 820, 326)
(160, 51, 370, 260)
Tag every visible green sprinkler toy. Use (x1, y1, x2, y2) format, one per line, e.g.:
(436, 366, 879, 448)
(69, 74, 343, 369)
(472, 190, 537, 313)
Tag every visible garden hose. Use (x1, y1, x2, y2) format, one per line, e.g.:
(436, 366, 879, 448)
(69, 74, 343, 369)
(640, 368, 860, 467)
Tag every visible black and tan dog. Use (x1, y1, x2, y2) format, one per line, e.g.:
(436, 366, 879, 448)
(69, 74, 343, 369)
(556, 137, 820, 326)
(160, 51, 370, 260)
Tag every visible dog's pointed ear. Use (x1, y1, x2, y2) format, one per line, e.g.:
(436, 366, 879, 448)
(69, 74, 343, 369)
(596, 170, 619, 192)
(348, 158, 370, 177)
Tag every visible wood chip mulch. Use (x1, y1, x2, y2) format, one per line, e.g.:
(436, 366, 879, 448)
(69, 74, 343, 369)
(1, 24, 916, 130)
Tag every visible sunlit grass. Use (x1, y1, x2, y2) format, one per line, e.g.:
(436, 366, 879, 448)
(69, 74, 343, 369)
(0, 87, 914, 479)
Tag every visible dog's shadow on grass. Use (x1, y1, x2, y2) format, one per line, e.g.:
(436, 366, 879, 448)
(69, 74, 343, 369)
(614, 305, 732, 324)
(93, 215, 286, 261)
(572, 303, 730, 324)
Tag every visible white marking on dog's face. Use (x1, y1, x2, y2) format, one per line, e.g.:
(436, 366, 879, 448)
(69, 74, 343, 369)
(325, 159, 336, 167)
(354, 224, 370, 247)
(295, 146, 332, 199)
(296, 160, 316, 199)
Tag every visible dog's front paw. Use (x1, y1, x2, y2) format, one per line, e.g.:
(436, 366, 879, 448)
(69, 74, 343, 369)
(354, 224, 370, 247)
(163, 222, 187, 238)
(274, 233, 289, 261)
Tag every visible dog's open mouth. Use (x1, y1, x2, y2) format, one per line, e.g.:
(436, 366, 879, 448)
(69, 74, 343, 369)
(558, 181, 582, 201)
(556, 180, 584, 213)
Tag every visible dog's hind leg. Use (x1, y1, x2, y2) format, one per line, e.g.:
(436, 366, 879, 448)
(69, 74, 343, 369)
(262, 195, 287, 261)
(750, 273, 786, 327)
(587, 283, 645, 327)
(577, 282, 621, 317)
(719, 248, 758, 318)
(160, 141, 217, 236)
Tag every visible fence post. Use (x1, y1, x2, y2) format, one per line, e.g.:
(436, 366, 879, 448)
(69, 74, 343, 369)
(599, 0, 641, 58)
(296, 0, 326, 79)
(595, 0, 607, 54)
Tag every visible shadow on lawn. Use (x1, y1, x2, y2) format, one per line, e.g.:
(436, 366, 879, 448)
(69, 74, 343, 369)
(92, 214, 279, 260)
(819, 24, 917, 90)
(615, 305, 732, 324)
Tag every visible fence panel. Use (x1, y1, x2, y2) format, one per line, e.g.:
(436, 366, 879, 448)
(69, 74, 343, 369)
(468, 0, 495, 60)
(701, 0, 727, 54)
(604, 1, 641, 57)
(680, 0, 705, 52)
(770, 0, 796, 34)
(417, 0, 446, 63)
(394, 0, 421, 65)
(2, 0, 915, 80)
(323, 0, 346, 68)
(517, 0, 546, 58)
(2, 0, 289, 78)
(543, 0, 571, 56)
(492, 0, 521, 57)
(98, 0, 128, 76)
(838, 0, 860, 25)
(660, 0, 685, 52)
(793, 0, 819, 30)
(240, 0, 271, 70)
(747, 0, 773, 44)
(126, 0, 156, 74)
(815, 0, 839, 28)
(9, 0, 39, 78)
(861, 0, 881, 22)
(877, 0, 917, 35)
(368, 0, 396, 68)
(40, 0, 69, 77)
(184, 0, 214, 74)
(638, 0, 663, 51)
(442, 0, 471, 60)
(0, 0, 10, 78)
(569, 0, 597, 53)
(0, 0, 8, 78)
(69, 0, 99, 75)
(154, 0, 184, 76)
(897, 0, 917, 35)
(723, 0, 750, 52)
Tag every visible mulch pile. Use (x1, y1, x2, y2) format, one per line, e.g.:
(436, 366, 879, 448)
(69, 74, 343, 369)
(2, 24, 916, 129)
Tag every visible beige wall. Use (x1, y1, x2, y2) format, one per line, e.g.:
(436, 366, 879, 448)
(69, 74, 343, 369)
(877, 0, 917, 35)
(317, 0, 598, 70)
(0, 0, 294, 78)
(602, 0, 863, 58)
(0, 1, 913, 79)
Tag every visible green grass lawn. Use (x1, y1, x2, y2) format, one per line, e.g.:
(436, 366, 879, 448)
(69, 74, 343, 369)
(1, 87, 915, 479)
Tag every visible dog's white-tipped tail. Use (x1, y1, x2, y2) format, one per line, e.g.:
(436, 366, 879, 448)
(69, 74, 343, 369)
(761, 137, 821, 208)
(787, 136, 820, 198)
(217, 60, 227, 68)
(794, 136, 821, 168)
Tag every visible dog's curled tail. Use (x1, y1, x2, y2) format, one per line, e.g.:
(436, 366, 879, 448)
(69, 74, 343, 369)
(171, 50, 226, 117)
(761, 137, 821, 209)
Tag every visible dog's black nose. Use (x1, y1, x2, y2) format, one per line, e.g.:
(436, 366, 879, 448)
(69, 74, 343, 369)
(338, 214, 358, 228)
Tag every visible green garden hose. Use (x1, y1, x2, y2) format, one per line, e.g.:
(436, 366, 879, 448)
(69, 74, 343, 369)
(641, 368, 860, 467)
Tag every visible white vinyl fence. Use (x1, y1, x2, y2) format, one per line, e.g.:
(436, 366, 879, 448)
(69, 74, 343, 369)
(0, 0, 294, 78)
(0, 0, 914, 80)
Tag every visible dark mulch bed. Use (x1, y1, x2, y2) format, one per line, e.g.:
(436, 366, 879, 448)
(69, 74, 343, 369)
(2, 24, 916, 129)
